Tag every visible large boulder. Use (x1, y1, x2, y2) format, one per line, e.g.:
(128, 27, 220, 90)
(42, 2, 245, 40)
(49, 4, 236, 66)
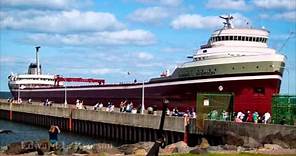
(5, 141, 36, 155)
(282, 132, 296, 148)
(242, 136, 262, 148)
(92, 143, 122, 155)
(222, 144, 237, 151)
(262, 132, 296, 148)
(207, 145, 223, 152)
(199, 138, 210, 149)
(263, 144, 283, 150)
(222, 131, 244, 146)
(160, 141, 190, 154)
(134, 148, 147, 156)
(117, 142, 153, 155)
(66, 142, 81, 154)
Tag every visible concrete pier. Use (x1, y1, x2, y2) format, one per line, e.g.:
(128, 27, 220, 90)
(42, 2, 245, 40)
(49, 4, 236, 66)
(1, 101, 295, 147)
(0, 102, 188, 145)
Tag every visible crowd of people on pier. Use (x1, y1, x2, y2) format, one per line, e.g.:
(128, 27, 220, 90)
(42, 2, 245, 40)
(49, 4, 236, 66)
(207, 109, 271, 124)
(6, 97, 273, 124)
(235, 111, 271, 124)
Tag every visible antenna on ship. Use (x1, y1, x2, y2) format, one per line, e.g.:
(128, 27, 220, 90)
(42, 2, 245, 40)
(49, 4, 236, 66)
(219, 15, 233, 29)
(35, 46, 41, 75)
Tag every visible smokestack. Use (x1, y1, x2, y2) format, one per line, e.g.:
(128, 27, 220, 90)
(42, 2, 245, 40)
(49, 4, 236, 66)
(35, 46, 40, 75)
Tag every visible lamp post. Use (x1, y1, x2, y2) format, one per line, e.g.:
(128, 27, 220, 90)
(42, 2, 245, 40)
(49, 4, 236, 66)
(64, 83, 68, 107)
(17, 84, 20, 103)
(141, 80, 145, 114)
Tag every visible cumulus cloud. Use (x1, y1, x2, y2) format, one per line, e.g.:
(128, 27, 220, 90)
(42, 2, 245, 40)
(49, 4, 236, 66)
(136, 0, 182, 7)
(90, 68, 123, 75)
(259, 11, 296, 22)
(23, 30, 156, 46)
(135, 52, 154, 60)
(253, 0, 296, 10)
(170, 14, 221, 29)
(170, 13, 250, 29)
(1, 10, 125, 33)
(206, 0, 249, 10)
(274, 11, 296, 22)
(0, 0, 92, 10)
(128, 7, 169, 23)
(160, 0, 182, 7)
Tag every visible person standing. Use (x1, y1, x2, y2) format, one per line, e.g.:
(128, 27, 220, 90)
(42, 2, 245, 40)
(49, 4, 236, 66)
(48, 125, 61, 151)
(263, 112, 271, 124)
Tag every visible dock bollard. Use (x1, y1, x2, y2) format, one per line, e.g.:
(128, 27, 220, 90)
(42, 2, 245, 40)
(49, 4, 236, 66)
(68, 108, 73, 131)
(9, 102, 13, 121)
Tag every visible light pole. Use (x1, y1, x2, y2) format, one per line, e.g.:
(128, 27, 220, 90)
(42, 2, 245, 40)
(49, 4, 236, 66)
(64, 84, 68, 107)
(141, 80, 145, 114)
(17, 84, 20, 103)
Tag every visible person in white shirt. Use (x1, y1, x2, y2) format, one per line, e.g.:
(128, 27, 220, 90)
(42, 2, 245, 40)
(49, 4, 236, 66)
(98, 102, 103, 110)
(263, 112, 271, 124)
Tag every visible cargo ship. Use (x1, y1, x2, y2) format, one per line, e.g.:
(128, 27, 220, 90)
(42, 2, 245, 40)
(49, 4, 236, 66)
(8, 16, 285, 113)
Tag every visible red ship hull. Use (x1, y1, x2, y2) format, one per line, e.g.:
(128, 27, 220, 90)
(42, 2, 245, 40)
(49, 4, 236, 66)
(11, 74, 281, 114)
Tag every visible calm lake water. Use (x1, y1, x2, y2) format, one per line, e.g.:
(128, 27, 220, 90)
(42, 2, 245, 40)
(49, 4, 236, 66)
(0, 119, 120, 147)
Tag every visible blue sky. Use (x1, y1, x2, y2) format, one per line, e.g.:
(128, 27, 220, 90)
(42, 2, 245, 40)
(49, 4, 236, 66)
(0, 0, 295, 94)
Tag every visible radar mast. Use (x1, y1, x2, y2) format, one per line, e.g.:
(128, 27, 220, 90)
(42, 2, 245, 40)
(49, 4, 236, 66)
(219, 15, 233, 29)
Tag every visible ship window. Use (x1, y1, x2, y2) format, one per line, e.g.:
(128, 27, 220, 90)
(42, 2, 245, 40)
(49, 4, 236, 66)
(248, 37, 252, 41)
(242, 36, 245, 41)
(203, 50, 207, 53)
(222, 36, 225, 40)
(230, 36, 233, 40)
(256, 37, 259, 42)
(256, 66, 259, 69)
(254, 87, 265, 95)
(252, 37, 256, 41)
(246, 37, 249, 41)
(218, 36, 221, 41)
(225, 36, 229, 40)
(234, 36, 237, 40)
(238, 36, 241, 40)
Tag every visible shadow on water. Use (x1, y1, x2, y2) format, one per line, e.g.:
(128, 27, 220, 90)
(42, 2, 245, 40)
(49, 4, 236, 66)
(0, 119, 122, 147)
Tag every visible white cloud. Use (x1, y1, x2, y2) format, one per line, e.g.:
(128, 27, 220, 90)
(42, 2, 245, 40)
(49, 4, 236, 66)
(171, 14, 221, 29)
(1, 10, 125, 33)
(136, 0, 182, 7)
(128, 7, 169, 23)
(206, 0, 249, 10)
(135, 52, 154, 60)
(170, 13, 251, 29)
(253, 0, 296, 10)
(160, 0, 182, 7)
(24, 29, 156, 46)
(90, 68, 121, 75)
(259, 11, 296, 22)
(274, 11, 296, 22)
(0, 0, 92, 10)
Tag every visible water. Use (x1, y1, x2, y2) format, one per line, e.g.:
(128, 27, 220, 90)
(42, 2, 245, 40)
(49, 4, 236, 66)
(0, 119, 118, 147)
(0, 92, 11, 99)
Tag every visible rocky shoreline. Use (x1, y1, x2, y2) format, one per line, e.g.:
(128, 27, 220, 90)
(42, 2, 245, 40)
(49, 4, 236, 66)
(1, 138, 296, 156)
